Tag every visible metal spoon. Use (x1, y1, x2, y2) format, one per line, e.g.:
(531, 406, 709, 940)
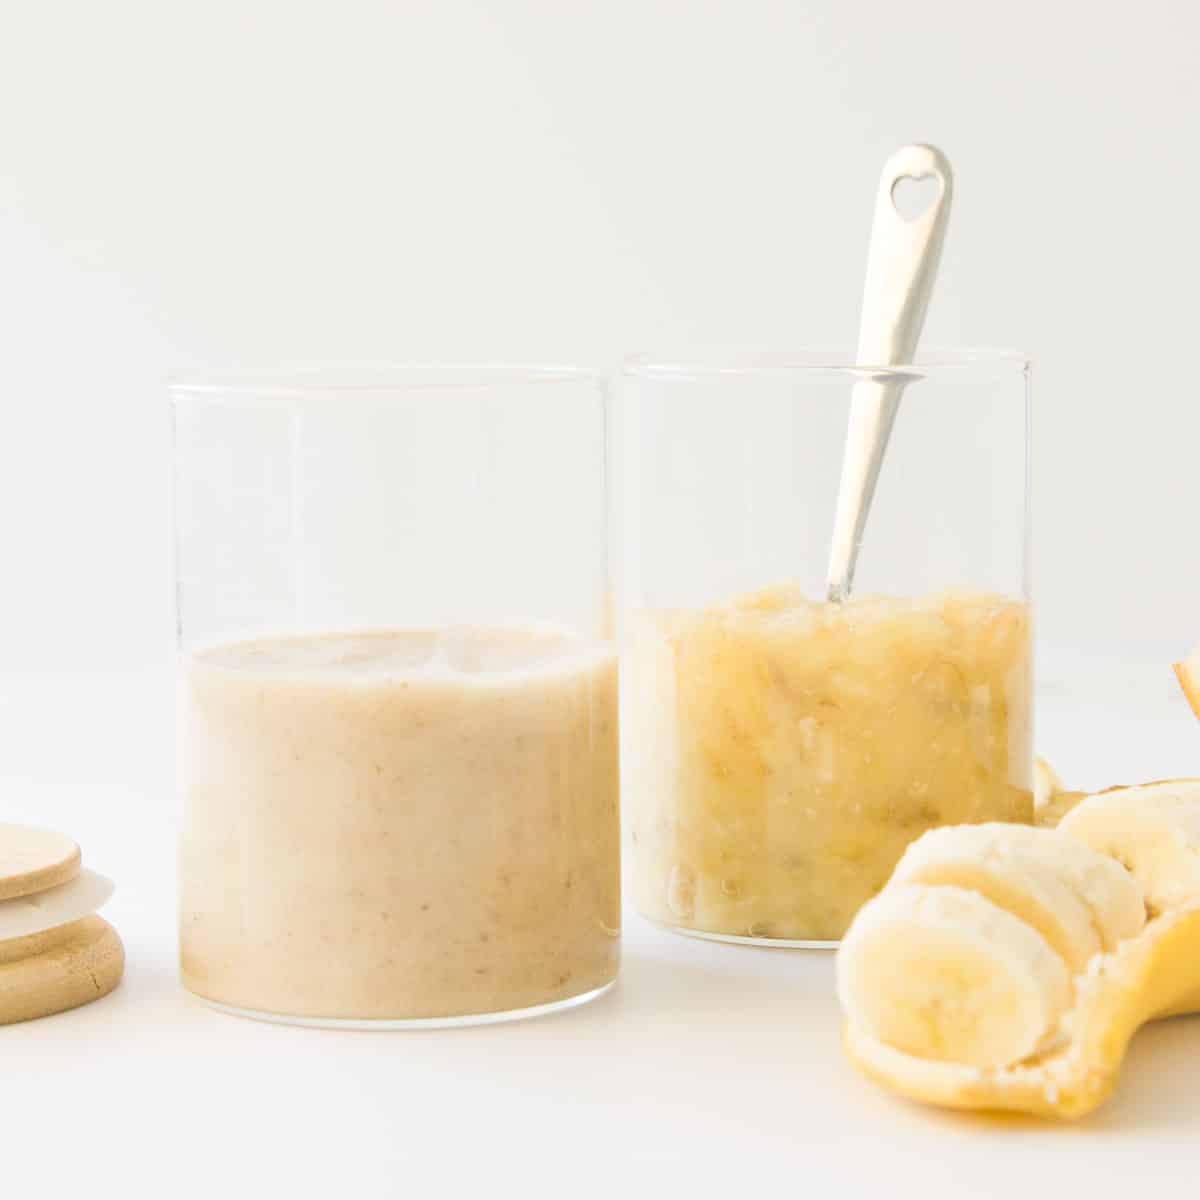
(826, 144, 954, 602)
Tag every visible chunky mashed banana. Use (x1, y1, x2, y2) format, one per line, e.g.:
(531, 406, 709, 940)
(627, 586, 1033, 941)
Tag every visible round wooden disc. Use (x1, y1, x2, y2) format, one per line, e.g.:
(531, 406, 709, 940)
(0, 823, 81, 900)
(0, 916, 124, 1025)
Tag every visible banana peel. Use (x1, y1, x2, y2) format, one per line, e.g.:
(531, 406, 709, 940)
(1032, 758, 1086, 828)
(843, 776, 1200, 1120)
(1033, 757, 1063, 811)
(1176, 652, 1200, 720)
(844, 898, 1200, 1119)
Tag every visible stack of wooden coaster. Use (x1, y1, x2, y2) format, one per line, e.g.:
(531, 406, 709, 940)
(0, 823, 124, 1024)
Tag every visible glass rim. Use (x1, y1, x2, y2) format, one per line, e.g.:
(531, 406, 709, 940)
(621, 347, 1030, 380)
(168, 363, 607, 399)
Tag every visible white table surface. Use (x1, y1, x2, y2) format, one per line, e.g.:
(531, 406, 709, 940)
(3, 651, 1199, 1198)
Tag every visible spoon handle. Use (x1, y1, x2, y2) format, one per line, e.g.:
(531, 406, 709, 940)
(826, 144, 953, 602)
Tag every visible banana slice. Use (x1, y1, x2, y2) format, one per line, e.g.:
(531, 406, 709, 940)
(836, 883, 1071, 1070)
(890, 823, 1142, 965)
(1058, 781, 1200, 915)
(1175, 645, 1200, 719)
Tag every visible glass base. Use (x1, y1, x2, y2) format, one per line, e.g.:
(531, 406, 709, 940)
(194, 980, 616, 1030)
(645, 916, 838, 950)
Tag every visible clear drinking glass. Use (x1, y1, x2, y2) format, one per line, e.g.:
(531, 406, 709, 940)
(171, 368, 619, 1026)
(618, 351, 1032, 946)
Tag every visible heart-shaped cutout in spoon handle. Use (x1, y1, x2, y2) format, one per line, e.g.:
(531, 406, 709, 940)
(826, 144, 954, 601)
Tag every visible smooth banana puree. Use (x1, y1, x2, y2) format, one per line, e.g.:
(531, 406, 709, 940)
(180, 628, 621, 1023)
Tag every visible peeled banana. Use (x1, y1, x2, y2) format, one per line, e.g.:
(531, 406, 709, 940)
(837, 780, 1200, 1119)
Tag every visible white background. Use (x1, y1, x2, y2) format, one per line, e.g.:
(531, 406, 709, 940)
(2, 1, 1198, 674)
(3, 3, 1200, 1194)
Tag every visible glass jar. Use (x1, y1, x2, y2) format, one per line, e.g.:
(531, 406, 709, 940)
(171, 368, 619, 1026)
(618, 351, 1032, 946)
